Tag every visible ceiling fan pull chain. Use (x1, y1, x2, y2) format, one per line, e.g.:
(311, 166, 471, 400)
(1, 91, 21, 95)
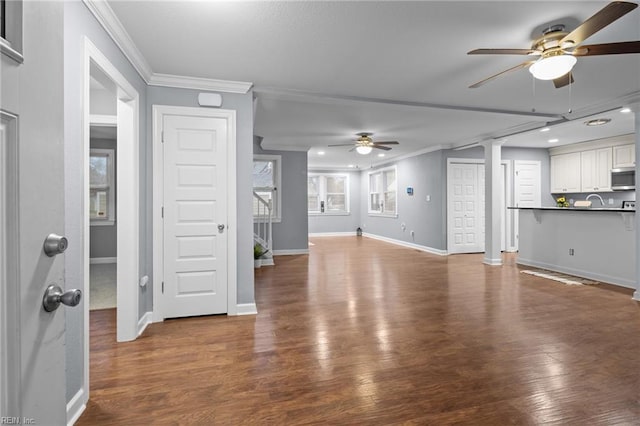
(531, 74, 537, 113)
(568, 72, 573, 113)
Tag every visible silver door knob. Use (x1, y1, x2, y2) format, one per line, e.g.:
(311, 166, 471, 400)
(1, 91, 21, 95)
(43, 233, 68, 257)
(43, 284, 82, 312)
(218, 224, 225, 233)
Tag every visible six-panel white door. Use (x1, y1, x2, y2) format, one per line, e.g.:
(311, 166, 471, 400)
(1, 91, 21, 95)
(162, 114, 228, 318)
(448, 163, 484, 253)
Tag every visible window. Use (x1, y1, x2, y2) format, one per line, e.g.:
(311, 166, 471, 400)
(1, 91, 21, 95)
(368, 166, 397, 216)
(308, 173, 349, 215)
(90, 149, 115, 225)
(253, 155, 281, 220)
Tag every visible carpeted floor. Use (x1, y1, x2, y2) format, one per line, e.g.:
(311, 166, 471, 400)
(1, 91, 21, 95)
(90, 263, 116, 310)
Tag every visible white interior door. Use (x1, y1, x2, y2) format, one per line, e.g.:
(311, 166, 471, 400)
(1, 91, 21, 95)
(514, 160, 542, 250)
(162, 114, 229, 318)
(1, 1, 67, 421)
(448, 163, 484, 253)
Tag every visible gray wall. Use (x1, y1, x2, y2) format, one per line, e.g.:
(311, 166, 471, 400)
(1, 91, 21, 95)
(360, 150, 446, 250)
(147, 86, 255, 304)
(64, 0, 148, 403)
(308, 170, 361, 234)
(89, 138, 117, 259)
(254, 138, 309, 251)
(358, 146, 552, 252)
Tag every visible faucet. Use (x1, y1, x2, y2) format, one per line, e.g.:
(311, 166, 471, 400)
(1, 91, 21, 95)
(586, 193, 605, 206)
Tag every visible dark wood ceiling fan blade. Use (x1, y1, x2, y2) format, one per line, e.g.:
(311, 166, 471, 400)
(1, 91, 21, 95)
(560, 1, 638, 47)
(553, 72, 574, 89)
(468, 48, 538, 55)
(328, 143, 357, 147)
(373, 141, 399, 145)
(469, 61, 535, 88)
(572, 41, 640, 56)
(372, 145, 392, 151)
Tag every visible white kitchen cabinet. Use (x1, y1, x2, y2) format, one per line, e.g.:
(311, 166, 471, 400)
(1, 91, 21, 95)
(581, 148, 612, 192)
(550, 152, 581, 193)
(613, 144, 635, 168)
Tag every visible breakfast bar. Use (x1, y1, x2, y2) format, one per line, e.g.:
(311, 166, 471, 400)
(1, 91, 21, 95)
(512, 207, 636, 288)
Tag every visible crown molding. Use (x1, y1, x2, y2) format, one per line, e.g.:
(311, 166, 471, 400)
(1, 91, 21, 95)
(82, 0, 153, 82)
(148, 73, 253, 94)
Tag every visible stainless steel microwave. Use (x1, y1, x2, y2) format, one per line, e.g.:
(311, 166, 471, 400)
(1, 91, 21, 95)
(611, 167, 635, 191)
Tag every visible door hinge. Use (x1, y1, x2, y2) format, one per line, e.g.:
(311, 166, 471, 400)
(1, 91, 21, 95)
(162, 281, 164, 294)
(161, 130, 164, 143)
(161, 206, 164, 218)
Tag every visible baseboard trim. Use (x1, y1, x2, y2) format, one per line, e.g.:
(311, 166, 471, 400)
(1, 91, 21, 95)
(236, 303, 258, 315)
(66, 387, 86, 426)
(272, 249, 310, 256)
(483, 257, 503, 266)
(633, 290, 640, 302)
(90, 257, 116, 264)
(517, 258, 635, 289)
(363, 233, 448, 256)
(309, 232, 357, 237)
(260, 258, 275, 266)
(137, 311, 153, 337)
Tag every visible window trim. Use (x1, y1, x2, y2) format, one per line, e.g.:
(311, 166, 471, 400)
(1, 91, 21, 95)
(368, 165, 398, 218)
(90, 148, 115, 226)
(253, 154, 282, 222)
(308, 172, 350, 216)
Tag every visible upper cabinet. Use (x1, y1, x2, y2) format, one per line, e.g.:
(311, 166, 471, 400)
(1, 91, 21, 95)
(549, 134, 634, 194)
(581, 148, 612, 192)
(613, 144, 635, 168)
(551, 152, 581, 193)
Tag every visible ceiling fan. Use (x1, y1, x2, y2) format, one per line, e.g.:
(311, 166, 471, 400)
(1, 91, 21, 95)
(329, 132, 399, 155)
(468, 1, 640, 89)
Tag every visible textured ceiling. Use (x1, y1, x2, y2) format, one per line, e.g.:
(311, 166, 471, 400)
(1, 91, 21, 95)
(108, 1, 640, 168)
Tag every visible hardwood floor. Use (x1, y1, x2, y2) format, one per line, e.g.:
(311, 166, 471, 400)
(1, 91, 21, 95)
(77, 236, 640, 425)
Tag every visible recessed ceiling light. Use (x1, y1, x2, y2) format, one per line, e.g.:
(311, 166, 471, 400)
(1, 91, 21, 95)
(548, 138, 559, 143)
(378, 153, 385, 157)
(584, 118, 611, 126)
(540, 127, 550, 132)
(620, 107, 632, 114)
(348, 164, 355, 168)
(318, 151, 325, 155)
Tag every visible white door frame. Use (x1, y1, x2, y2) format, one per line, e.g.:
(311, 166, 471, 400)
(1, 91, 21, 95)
(0, 111, 20, 417)
(446, 158, 512, 254)
(82, 37, 140, 403)
(152, 105, 238, 321)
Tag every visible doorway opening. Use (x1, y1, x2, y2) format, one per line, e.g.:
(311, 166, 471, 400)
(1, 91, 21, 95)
(82, 37, 140, 410)
(446, 158, 512, 254)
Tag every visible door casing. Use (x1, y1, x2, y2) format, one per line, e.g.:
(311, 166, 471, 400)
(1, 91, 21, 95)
(152, 105, 238, 321)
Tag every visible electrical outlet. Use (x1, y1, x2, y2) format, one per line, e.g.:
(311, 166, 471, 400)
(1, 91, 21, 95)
(569, 248, 574, 256)
(426, 195, 431, 202)
(608, 198, 614, 205)
(410, 230, 415, 237)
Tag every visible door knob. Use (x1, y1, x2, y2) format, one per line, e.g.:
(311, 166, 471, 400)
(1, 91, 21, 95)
(43, 233, 68, 257)
(42, 284, 82, 312)
(218, 224, 225, 233)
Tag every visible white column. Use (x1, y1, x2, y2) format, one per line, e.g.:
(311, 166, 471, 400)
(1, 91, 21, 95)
(482, 140, 504, 266)
(633, 107, 640, 301)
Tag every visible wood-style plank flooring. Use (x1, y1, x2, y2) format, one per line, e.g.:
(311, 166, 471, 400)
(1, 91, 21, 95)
(78, 237, 640, 425)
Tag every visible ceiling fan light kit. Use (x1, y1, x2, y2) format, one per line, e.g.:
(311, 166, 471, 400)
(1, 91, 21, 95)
(528, 54, 577, 80)
(356, 145, 373, 155)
